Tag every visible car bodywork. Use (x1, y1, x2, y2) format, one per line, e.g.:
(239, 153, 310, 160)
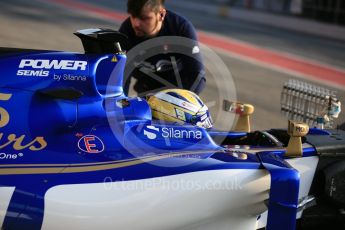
(0, 29, 344, 230)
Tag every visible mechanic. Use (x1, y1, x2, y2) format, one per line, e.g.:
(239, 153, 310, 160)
(119, 0, 206, 96)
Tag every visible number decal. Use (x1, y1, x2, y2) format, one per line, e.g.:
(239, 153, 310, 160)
(0, 93, 12, 128)
(0, 92, 47, 151)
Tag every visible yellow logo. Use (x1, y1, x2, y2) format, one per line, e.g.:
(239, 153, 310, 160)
(0, 92, 47, 151)
(0, 93, 11, 128)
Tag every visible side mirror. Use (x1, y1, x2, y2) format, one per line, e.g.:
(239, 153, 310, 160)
(223, 100, 254, 132)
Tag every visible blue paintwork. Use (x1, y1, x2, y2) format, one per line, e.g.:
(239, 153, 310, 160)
(0, 37, 330, 229)
(208, 130, 248, 138)
(307, 128, 331, 135)
(258, 152, 300, 230)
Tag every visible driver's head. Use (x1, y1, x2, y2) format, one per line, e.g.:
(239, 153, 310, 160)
(127, 0, 166, 38)
(147, 89, 213, 129)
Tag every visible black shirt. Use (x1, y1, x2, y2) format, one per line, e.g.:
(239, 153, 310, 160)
(119, 10, 205, 95)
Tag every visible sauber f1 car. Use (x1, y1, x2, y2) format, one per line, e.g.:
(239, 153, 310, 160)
(0, 29, 344, 230)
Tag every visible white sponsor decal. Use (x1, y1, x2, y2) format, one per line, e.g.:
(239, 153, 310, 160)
(19, 59, 87, 70)
(0, 152, 24, 160)
(143, 126, 202, 140)
(17, 69, 49, 77)
(17, 59, 87, 77)
(162, 127, 202, 139)
(53, 74, 87, 82)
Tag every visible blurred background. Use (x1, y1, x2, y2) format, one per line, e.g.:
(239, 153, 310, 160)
(0, 0, 344, 130)
(215, 0, 345, 25)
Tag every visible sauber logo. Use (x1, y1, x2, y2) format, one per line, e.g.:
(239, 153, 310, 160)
(143, 126, 202, 140)
(19, 59, 87, 70)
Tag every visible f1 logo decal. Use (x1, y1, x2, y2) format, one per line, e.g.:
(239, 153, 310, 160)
(78, 135, 105, 153)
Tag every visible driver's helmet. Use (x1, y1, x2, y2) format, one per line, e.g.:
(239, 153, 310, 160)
(147, 89, 213, 129)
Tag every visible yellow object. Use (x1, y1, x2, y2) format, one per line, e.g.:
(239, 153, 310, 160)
(234, 103, 254, 132)
(285, 120, 309, 157)
(0, 93, 12, 128)
(223, 100, 255, 132)
(111, 56, 118, 62)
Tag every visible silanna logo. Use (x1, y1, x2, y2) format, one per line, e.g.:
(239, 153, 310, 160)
(143, 126, 203, 140)
(17, 59, 88, 77)
(143, 126, 159, 140)
(78, 135, 105, 154)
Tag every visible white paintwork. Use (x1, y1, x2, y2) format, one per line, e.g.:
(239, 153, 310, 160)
(257, 155, 319, 228)
(42, 169, 270, 230)
(288, 156, 319, 218)
(0, 187, 15, 228)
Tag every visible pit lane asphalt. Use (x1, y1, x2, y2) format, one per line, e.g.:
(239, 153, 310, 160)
(1, 0, 344, 130)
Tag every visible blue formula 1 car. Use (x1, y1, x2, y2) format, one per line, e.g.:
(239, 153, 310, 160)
(0, 28, 344, 230)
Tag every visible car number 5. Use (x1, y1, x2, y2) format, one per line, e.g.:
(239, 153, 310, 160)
(0, 93, 12, 128)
